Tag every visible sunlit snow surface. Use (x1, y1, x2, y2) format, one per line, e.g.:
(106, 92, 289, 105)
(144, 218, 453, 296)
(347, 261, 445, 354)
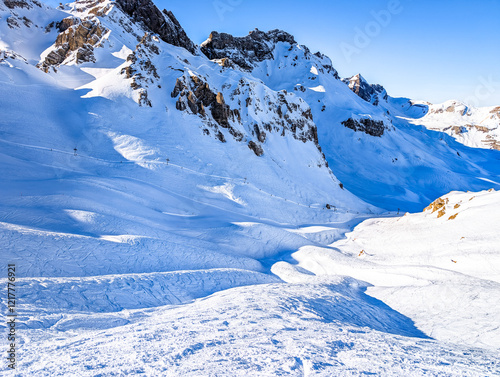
(1, 0, 500, 375)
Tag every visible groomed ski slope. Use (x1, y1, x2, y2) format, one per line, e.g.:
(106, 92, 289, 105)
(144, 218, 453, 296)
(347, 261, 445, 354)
(11, 282, 500, 376)
(2, 190, 500, 376)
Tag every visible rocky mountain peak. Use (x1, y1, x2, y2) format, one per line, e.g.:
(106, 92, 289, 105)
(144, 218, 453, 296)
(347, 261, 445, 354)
(248, 28, 296, 44)
(343, 73, 387, 106)
(115, 0, 196, 53)
(2, 0, 39, 9)
(33, 0, 196, 72)
(200, 28, 297, 71)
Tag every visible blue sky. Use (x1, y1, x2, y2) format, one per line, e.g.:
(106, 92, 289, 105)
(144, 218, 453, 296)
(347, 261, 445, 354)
(158, 0, 500, 107)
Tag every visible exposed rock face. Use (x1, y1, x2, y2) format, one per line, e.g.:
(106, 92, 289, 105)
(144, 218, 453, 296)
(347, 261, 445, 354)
(6, 14, 31, 28)
(171, 72, 321, 156)
(342, 74, 387, 106)
(200, 28, 340, 82)
(424, 197, 450, 218)
(71, 0, 111, 15)
(482, 135, 500, 151)
(212, 57, 237, 70)
(7, 0, 327, 161)
(200, 29, 296, 71)
(424, 100, 500, 151)
(2, 0, 40, 30)
(121, 33, 161, 107)
(0, 50, 27, 63)
(341, 118, 387, 137)
(312, 51, 340, 79)
(473, 125, 490, 133)
(115, 0, 196, 53)
(39, 17, 106, 72)
(428, 101, 470, 116)
(3, 0, 38, 9)
(230, 79, 320, 153)
(490, 106, 500, 115)
(424, 197, 448, 214)
(172, 74, 243, 143)
(443, 125, 467, 135)
(248, 141, 264, 156)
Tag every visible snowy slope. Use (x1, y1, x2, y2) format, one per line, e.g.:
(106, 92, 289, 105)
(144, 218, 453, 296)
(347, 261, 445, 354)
(1, 0, 500, 375)
(0, 0, 377, 352)
(1, 0, 374, 320)
(280, 189, 500, 350)
(11, 282, 500, 376)
(201, 30, 500, 211)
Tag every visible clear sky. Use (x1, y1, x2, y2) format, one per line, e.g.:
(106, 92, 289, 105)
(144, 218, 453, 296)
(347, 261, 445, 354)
(156, 0, 500, 107)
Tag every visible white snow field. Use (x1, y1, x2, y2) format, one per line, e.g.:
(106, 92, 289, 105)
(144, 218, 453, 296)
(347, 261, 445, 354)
(1, 0, 500, 375)
(279, 189, 500, 350)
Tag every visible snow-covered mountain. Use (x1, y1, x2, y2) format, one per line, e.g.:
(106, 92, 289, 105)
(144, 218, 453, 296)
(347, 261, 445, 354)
(342, 73, 388, 106)
(201, 29, 500, 211)
(343, 73, 500, 152)
(1, 0, 500, 375)
(411, 100, 500, 150)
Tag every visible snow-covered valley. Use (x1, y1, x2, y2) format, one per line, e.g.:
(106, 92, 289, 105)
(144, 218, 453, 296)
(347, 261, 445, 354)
(1, 0, 500, 375)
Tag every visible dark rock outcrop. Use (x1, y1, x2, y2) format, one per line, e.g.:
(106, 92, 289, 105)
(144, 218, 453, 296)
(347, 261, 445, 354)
(342, 118, 387, 137)
(3, 0, 38, 9)
(200, 28, 340, 82)
(0, 50, 27, 63)
(230, 79, 320, 148)
(3, 0, 39, 30)
(274, 91, 318, 145)
(248, 141, 264, 156)
(483, 136, 500, 151)
(39, 17, 105, 72)
(115, 0, 196, 54)
(201, 29, 296, 70)
(171, 73, 320, 157)
(172, 74, 243, 141)
(424, 197, 449, 218)
(201, 29, 339, 80)
(342, 74, 388, 106)
(448, 125, 467, 134)
(120, 33, 161, 107)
